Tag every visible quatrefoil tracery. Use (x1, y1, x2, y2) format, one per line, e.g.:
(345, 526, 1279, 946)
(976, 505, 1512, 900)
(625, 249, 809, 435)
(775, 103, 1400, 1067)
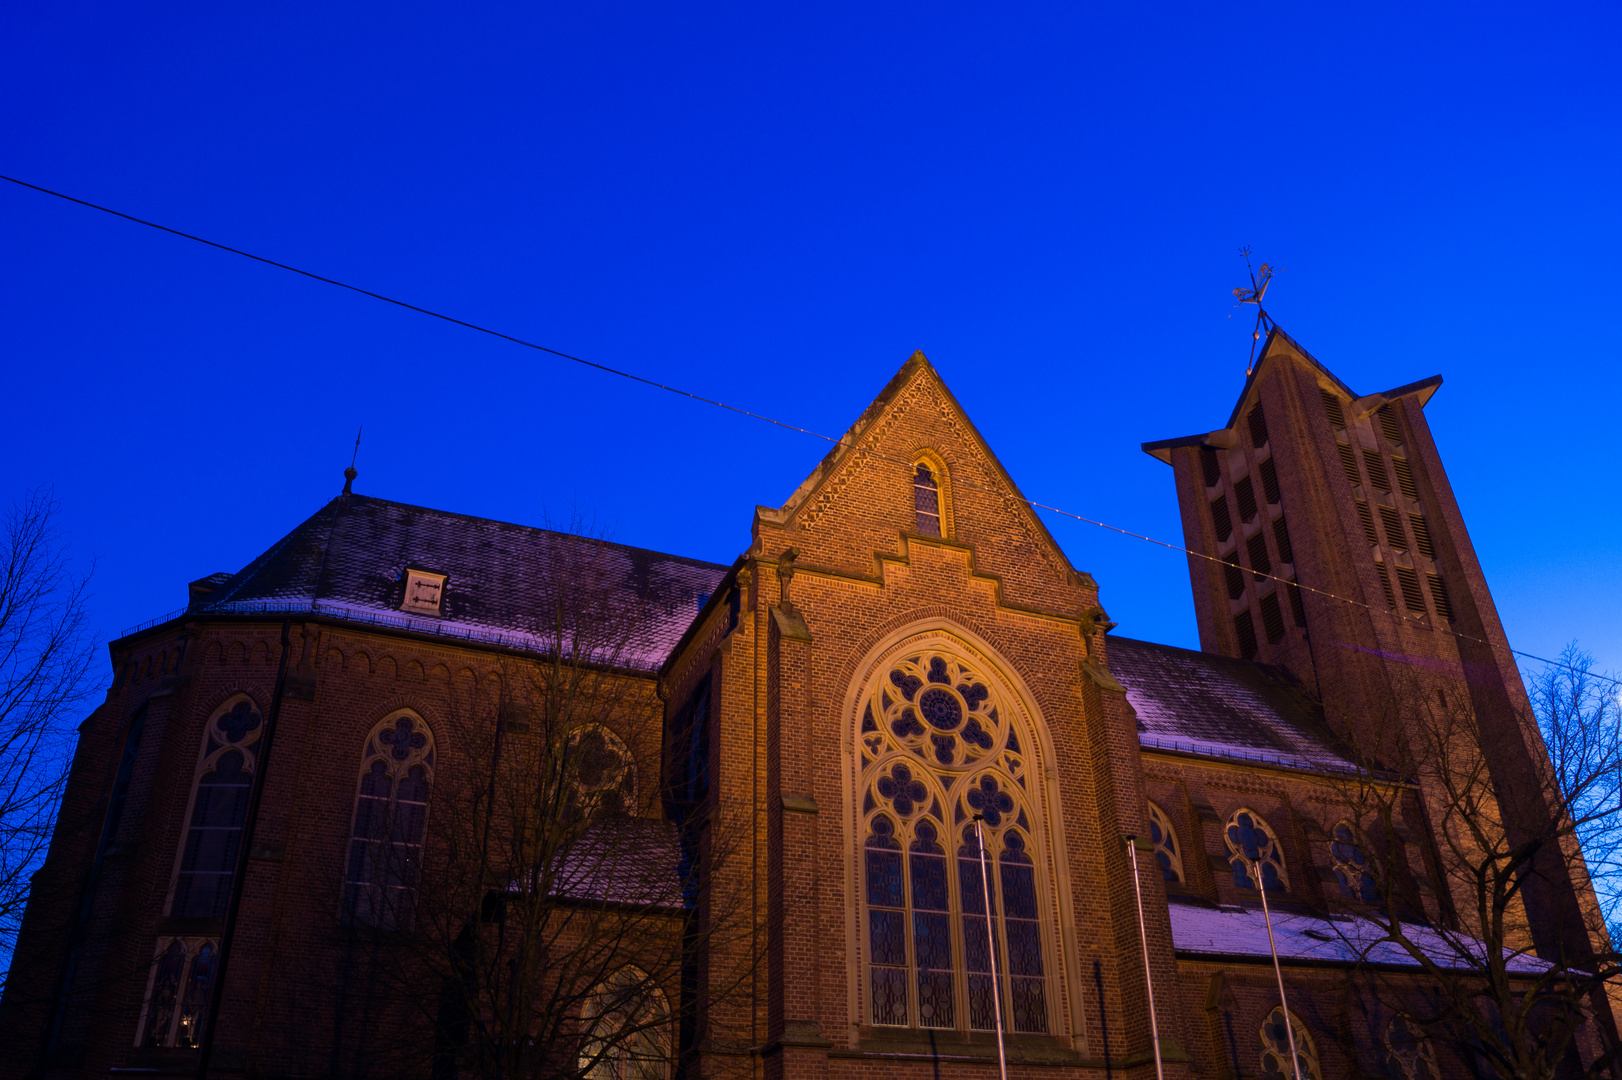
(875, 653, 1005, 769)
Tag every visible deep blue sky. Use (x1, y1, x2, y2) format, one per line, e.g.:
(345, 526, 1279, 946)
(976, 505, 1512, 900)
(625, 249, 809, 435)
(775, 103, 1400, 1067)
(4, 3, 1618, 685)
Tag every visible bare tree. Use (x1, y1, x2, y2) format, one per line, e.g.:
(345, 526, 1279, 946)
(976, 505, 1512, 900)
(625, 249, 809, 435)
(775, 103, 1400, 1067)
(1320, 653, 1622, 1080)
(328, 522, 757, 1080)
(0, 488, 96, 992)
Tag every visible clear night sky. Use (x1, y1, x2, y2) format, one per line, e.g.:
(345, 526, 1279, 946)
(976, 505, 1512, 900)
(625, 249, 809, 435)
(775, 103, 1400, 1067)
(4, 4, 1618, 683)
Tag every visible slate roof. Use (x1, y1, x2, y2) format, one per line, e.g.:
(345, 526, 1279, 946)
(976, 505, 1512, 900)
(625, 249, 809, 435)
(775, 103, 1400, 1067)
(1168, 898, 1549, 973)
(180, 494, 730, 671)
(1106, 635, 1361, 775)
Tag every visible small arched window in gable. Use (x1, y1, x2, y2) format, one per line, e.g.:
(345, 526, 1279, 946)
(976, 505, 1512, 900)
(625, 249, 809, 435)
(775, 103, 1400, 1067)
(1260, 1007, 1322, 1080)
(1147, 801, 1183, 883)
(1330, 821, 1380, 902)
(1225, 808, 1287, 892)
(172, 697, 264, 919)
(914, 463, 942, 537)
(344, 711, 435, 927)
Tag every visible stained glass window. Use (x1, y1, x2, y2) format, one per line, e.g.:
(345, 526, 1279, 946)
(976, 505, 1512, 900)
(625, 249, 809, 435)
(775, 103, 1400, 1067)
(1330, 821, 1380, 902)
(566, 725, 637, 819)
(860, 646, 1049, 1035)
(914, 464, 942, 537)
(1259, 1007, 1321, 1080)
(173, 698, 262, 919)
(138, 937, 218, 1048)
(345, 711, 435, 928)
(1226, 809, 1288, 892)
(1147, 801, 1184, 883)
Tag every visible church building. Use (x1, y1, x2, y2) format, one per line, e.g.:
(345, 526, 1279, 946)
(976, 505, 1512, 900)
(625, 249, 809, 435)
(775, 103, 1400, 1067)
(1, 329, 1606, 1079)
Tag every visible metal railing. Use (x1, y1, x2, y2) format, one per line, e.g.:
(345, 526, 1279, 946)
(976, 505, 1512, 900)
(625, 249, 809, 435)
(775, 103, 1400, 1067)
(1138, 733, 1384, 779)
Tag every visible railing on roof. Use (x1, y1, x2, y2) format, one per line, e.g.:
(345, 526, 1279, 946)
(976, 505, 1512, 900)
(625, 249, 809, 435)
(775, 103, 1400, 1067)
(1138, 734, 1393, 780)
(119, 599, 666, 672)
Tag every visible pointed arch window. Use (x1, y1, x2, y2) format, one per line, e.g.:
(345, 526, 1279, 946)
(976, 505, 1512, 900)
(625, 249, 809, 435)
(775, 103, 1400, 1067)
(579, 967, 671, 1080)
(1147, 802, 1184, 883)
(1383, 1016, 1438, 1080)
(1225, 808, 1287, 892)
(1330, 821, 1380, 902)
(137, 937, 217, 1048)
(344, 711, 435, 927)
(914, 463, 942, 537)
(859, 648, 1051, 1034)
(1260, 1007, 1321, 1080)
(173, 697, 263, 919)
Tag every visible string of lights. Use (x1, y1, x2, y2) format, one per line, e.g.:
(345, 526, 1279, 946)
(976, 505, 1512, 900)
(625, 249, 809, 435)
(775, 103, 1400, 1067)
(5, 172, 1616, 690)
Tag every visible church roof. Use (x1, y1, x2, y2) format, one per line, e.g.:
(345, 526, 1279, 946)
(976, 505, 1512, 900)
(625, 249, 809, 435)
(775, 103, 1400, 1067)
(1106, 635, 1360, 775)
(173, 494, 729, 671)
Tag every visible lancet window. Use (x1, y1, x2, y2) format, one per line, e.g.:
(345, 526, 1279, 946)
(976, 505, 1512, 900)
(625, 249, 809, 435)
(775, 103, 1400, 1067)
(1260, 1007, 1322, 1080)
(1330, 821, 1380, 902)
(1147, 801, 1183, 883)
(1225, 808, 1287, 892)
(859, 647, 1050, 1034)
(344, 711, 435, 927)
(138, 937, 217, 1048)
(172, 697, 263, 919)
(914, 463, 942, 537)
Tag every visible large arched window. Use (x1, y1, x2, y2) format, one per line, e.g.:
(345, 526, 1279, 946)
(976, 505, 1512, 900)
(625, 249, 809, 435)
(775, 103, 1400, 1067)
(172, 697, 264, 918)
(858, 645, 1051, 1034)
(1226, 808, 1288, 892)
(344, 711, 435, 927)
(1147, 801, 1184, 883)
(579, 967, 671, 1080)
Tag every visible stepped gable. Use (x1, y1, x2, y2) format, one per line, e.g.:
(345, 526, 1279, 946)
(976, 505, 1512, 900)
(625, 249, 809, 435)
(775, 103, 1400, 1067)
(203, 494, 729, 669)
(1108, 635, 1356, 773)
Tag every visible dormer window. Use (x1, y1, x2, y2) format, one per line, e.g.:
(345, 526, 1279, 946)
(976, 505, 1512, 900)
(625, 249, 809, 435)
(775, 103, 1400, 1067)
(914, 463, 941, 537)
(401, 569, 447, 616)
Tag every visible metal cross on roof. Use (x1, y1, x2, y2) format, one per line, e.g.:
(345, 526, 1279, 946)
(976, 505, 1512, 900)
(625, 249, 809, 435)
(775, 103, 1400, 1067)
(1232, 247, 1281, 375)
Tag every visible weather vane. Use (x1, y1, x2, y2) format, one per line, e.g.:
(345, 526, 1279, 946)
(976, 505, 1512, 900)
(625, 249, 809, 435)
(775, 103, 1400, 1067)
(1231, 247, 1281, 375)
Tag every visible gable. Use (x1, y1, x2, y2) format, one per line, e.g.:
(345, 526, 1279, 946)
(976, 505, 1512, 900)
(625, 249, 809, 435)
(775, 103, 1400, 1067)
(752, 352, 1082, 604)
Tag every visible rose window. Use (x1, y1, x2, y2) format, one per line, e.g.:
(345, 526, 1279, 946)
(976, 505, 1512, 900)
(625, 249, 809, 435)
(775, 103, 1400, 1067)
(875, 653, 1004, 769)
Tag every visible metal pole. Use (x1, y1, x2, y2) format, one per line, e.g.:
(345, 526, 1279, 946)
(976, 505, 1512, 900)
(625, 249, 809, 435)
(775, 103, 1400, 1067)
(1124, 837, 1165, 1080)
(1251, 860, 1303, 1080)
(973, 815, 1008, 1080)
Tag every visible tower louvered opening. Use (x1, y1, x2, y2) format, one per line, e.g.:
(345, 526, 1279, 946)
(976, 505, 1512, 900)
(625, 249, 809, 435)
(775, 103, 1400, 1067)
(1259, 457, 1280, 505)
(1395, 565, 1426, 613)
(1377, 404, 1403, 444)
(1356, 501, 1379, 545)
(1362, 450, 1391, 492)
(1338, 443, 1361, 486)
(1427, 573, 1454, 620)
(1375, 563, 1397, 608)
(1223, 556, 1245, 600)
(1378, 505, 1406, 551)
(1393, 457, 1419, 500)
(1410, 514, 1435, 559)
(1235, 610, 1259, 660)
(1272, 518, 1293, 564)
(1248, 404, 1270, 449)
(1247, 533, 1271, 579)
(1235, 476, 1258, 523)
(1321, 390, 1346, 428)
(1201, 445, 1221, 488)
(1260, 591, 1285, 644)
(1210, 496, 1233, 542)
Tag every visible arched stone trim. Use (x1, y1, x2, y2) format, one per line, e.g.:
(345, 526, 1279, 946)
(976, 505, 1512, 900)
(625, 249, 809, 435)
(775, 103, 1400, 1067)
(579, 966, 672, 1080)
(911, 448, 954, 539)
(163, 692, 269, 918)
(842, 621, 1075, 1041)
(1225, 807, 1289, 891)
(1147, 800, 1184, 883)
(342, 709, 436, 928)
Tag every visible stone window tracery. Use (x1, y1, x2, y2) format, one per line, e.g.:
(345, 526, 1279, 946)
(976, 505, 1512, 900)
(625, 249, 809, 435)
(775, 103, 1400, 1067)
(1331, 821, 1380, 902)
(344, 711, 435, 927)
(1147, 801, 1184, 883)
(1260, 1007, 1321, 1080)
(566, 724, 637, 819)
(172, 697, 263, 919)
(1226, 808, 1287, 892)
(137, 937, 217, 1048)
(579, 967, 671, 1080)
(1383, 1015, 1438, 1080)
(859, 645, 1050, 1034)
